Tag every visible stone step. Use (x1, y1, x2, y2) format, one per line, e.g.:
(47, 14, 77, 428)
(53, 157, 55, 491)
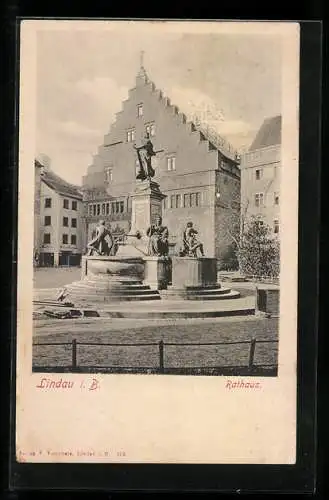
(160, 290, 240, 301)
(171, 287, 232, 295)
(67, 282, 153, 292)
(72, 294, 162, 303)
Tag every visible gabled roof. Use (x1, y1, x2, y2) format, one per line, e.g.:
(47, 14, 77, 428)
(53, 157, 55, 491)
(35, 160, 82, 199)
(249, 115, 281, 151)
(133, 67, 239, 163)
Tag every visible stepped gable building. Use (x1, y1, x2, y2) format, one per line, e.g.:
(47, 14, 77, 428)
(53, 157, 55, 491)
(82, 62, 241, 260)
(35, 158, 84, 266)
(240, 115, 281, 235)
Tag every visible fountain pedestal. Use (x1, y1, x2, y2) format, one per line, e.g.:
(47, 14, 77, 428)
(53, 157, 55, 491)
(65, 256, 160, 303)
(160, 257, 239, 300)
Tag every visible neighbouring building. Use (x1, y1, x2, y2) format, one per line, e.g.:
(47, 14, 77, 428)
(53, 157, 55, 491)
(82, 63, 241, 262)
(35, 158, 84, 266)
(240, 115, 281, 236)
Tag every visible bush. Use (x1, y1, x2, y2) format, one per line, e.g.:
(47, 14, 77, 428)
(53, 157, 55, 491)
(238, 217, 280, 279)
(218, 243, 239, 271)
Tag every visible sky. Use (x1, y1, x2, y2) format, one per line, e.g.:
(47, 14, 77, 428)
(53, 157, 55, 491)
(34, 22, 282, 185)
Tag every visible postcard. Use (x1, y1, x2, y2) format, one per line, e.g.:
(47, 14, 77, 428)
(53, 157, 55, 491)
(16, 19, 299, 465)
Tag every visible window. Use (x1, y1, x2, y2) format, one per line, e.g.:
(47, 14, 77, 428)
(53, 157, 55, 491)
(254, 193, 264, 207)
(43, 233, 51, 244)
(145, 122, 156, 137)
(274, 219, 280, 234)
(88, 204, 93, 216)
(101, 203, 106, 215)
(71, 218, 77, 228)
(105, 168, 113, 183)
(112, 202, 116, 214)
(106, 203, 110, 215)
(196, 192, 201, 207)
(170, 195, 175, 209)
(175, 194, 181, 208)
(274, 192, 279, 205)
(190, 193, 197, 208)
(93, 204, 97, 216)
(167, 156, 176, 171)
(44, 215, 51, 226)
(255, 169, 263, 180)
(184, 193, 190, 208)
(126, 128, 136, 143)
(137, 104, 143, 117)
(71, 234, 77, 245)
(45, 198, 52, 208)
(63, 199, 69, 209)
(62, 234, 68, 244)
(97, 204, 100, 216)
(115, 201, 120, 213)
(119, 201, 124, 213)
(63, 217, 68, 227)
(72, 200, 77, 210)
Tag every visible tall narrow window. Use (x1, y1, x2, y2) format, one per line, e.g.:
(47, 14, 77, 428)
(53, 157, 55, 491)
(126, 129, 136, 143)
(71, 218, 77, 228)
(71, 234, 77, 245)
(62, 234, 68, 244)
(255, 193, 264, 207)
(274, 219, 280, 234)
(97, 204, 101, 216)
(175, 194, 181, 208)
(167, 156, 176, 171)
(119, 201, 124, 213)
(63, 217, 68, 227)
(101, 203, 106, 215)
(106, 203, 110, 215)
(88, 204, 93, 216)
(137, 104, 143, 117)
(93, 204, 97, 216)
(43, 233, 51, 244)
(63, 199, 69, 209)
(45, 198, 52, 208)
(72, 200, 77, 210)
(196, 192, 201, 207)
(105, 168, 113, 183)
(274, 192, 279, 205)
(145, 122, 156, 137)
(184, 193, 190, 208)
(255, 169, 263, 180)
(170, 195, 175, 209)
(44, 215, 51, 226)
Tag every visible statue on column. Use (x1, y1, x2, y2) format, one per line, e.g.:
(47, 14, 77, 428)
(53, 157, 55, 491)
(87, 220, 115, 256)
(134, 133, 163, 181)
(146, 216, 169, 257)
(180, 222, 205, 257)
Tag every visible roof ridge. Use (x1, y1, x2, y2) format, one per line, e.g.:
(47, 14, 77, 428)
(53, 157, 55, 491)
(141, 75, 239, 161)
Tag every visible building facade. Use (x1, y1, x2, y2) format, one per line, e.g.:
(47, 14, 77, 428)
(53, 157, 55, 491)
(35, 160, 84, 266)
(82, 65, 240, 262)
(240, 115, 281, 236)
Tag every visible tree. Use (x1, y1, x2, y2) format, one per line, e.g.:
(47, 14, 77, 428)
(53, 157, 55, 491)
(237, 216, 280, 279)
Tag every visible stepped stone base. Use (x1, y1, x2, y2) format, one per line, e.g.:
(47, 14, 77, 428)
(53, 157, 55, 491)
(66, 255, 161, 302)
(163, 257, 240, 301)
(160, 285, 240, 301)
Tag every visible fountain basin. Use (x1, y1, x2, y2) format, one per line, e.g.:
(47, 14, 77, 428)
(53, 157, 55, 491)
(85, 255, 145, 282)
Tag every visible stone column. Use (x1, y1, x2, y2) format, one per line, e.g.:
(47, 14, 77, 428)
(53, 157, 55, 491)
(143, 256, 171, 290)
(130, 180, 166, 236)
(116, 180, 167, 258)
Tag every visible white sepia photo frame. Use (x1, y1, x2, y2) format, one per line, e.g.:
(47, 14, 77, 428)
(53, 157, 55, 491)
(14, 19, 302, 469)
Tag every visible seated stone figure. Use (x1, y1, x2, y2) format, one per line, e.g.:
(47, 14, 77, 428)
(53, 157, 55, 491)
(180, 222, 205, 258)
(146, 215, 169, 257)
(87, 220, 114, 256)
